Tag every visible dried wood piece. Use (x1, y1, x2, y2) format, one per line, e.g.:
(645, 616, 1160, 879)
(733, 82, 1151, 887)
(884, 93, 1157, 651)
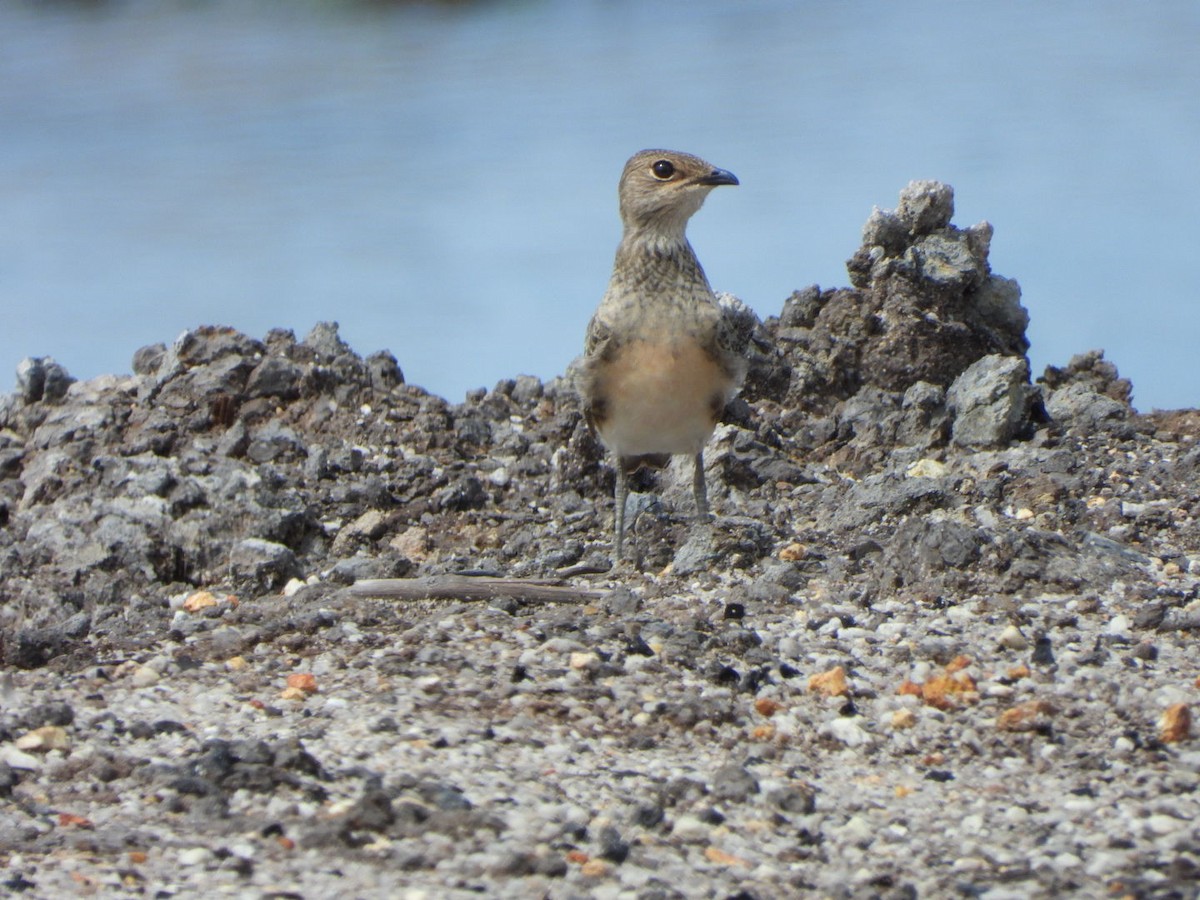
(348, 575, 604, 604)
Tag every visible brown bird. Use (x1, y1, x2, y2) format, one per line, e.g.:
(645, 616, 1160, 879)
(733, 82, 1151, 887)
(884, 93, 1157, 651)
(580, 149, 745, 561)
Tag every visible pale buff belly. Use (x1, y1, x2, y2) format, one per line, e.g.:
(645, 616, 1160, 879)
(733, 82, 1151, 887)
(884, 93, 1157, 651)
(593, 337, 733, 457)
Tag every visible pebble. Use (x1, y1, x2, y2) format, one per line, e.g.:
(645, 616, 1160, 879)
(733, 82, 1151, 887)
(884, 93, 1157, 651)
(997, 624, 1029, 650)
(670, 815, 710, 842)
(821, 716, 872, 747)
(178, 848, 210, 866)
(15, 726, 70, 752)
(131, 665, 161, 688)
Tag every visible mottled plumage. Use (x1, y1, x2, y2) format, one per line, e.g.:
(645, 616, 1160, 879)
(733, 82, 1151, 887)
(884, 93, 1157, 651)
(581, 149, 745, 561)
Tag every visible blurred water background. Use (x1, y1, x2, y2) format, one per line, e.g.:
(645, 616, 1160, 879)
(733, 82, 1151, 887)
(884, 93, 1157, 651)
(3, 0, 1198, 409)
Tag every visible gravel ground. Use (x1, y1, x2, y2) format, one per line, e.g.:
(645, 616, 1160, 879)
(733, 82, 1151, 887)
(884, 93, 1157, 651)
(1, 182, 1198, 899)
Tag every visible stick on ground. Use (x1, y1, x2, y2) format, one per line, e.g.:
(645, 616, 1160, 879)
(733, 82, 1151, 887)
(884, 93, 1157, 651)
(347, 575, 605, 604)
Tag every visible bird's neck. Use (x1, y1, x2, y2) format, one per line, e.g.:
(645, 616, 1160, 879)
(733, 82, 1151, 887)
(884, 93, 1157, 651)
(616, 223, 697, 267)
(610, 226, 711, 297)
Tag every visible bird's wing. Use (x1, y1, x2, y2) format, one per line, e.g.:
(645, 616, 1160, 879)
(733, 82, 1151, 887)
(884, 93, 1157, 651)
(583, 312, 613, 358)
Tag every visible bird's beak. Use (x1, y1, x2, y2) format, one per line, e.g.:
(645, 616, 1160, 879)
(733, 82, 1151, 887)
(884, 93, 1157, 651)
(696, 168, 739, 187)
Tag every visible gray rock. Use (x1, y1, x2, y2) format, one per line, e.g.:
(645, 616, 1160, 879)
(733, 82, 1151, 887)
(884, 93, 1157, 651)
(711, 763, 759, 802)
(896, 179, 955, 235)
(509, 374, 543, 406)
(909, 230, 985, 291)
(15, 357, 74, 405)
(970, 275, 1030, 355)
(1044, 382, 1130, 432)
(947, 354, 1034, 447)
(15, 358, 46, 404)
(302, 321, 353, 360)
(898, 381, 950, 447)
(245, 357, 303, 400)
(246, 421, 306, 464)
(671, 528, 717, 576)
(779, 284, 823, 328)
(861, 208, 909, 254)
(885, 516, 982, 584)
(229, 538, 299, 589)
(365, 351, 404, 391)
(132, 343, 168, 376)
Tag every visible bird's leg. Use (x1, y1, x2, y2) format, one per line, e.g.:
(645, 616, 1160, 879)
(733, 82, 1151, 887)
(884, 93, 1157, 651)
(614, 457, 629, 561)
(692, 451, 711, 523)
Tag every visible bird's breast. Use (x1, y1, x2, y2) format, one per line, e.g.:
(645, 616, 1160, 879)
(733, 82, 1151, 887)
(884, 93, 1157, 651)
(589, 335, 734, 458)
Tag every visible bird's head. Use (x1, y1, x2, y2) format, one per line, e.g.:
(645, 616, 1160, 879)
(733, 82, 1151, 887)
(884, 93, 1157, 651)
(617, 149, 738, 238)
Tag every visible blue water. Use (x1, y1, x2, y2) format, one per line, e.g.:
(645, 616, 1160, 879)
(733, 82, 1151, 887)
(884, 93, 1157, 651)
(3, 0, 1198, 410)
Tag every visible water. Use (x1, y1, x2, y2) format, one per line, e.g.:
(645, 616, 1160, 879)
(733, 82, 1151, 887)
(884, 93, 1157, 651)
(3, 0, 1198, 409)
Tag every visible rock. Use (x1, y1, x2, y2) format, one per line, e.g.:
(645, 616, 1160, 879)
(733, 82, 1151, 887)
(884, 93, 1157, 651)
(229, 539, 300, 589)
(246, 357, 303, 400)
(947, 354, 1034, 447)
(15, 725, 71, 752)
(885, 517, 982, 584)
(132, 343, 167, 376)
(15, 357, 74, 405)
(711, 764, 759, 802)
(302, 321, 354, 360)
(896, 179, 955, 235)
(1044, 382, 1130, 432)
(365, 351, 404, 391)
(1041, 349, 1133, 404)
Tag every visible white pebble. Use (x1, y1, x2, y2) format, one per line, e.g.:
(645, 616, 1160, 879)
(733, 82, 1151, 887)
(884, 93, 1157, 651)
(821, 716, 872, 747)
(178, 847, 210, 866)
(998, 624, 1028, 650)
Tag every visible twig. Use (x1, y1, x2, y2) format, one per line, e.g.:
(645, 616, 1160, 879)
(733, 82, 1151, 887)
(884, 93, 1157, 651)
(347, 574, 605, 604)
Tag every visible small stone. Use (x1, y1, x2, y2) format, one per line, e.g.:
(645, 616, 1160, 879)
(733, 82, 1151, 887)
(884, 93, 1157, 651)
(906, 458, 948, 479)
(890, 709, 917, 730)
(998, 624, 1029, 651)
(711, 764, 759, 802)
(178, 847, 210, 866)
(919, 671, 977, 710)
(997, 700, 1055, 732)
(598, 826, 630, 863)
(1160, 703, 1192, 743)
(282, 578, 307, 597)
(807, 666, 848, 697)
(754, 698, 783, 717)
(670, 814, 709, 842)
(703, 846, 751, 868)
(131, 665, 161, 688)
(1105, 614, 1133, 638)
(390, 527, 432, 562)
(767, 784, 816, 814)
(15, 725, 71, 752)
(1145, 814, 1186, 837)
(230, 539, 300, 590)
(569, 652, 600, 671)
(285, 673, 318, 694)
(821, 716, 872, 747)
(0, 745, 44, 770)
(182, 591, 221, 613)
(579, 859, 610, 878)
(778, 542, 806, 561)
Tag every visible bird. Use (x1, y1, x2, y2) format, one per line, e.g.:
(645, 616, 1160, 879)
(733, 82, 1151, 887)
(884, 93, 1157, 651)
(580, 149, 745, 561)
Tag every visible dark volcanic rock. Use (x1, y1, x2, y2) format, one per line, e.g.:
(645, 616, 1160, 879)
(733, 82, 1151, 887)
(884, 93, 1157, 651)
(768, 180, 1030, 415)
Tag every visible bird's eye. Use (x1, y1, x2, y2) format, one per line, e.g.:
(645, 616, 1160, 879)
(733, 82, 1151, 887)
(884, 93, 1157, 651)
(651, 159, 675, 180)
